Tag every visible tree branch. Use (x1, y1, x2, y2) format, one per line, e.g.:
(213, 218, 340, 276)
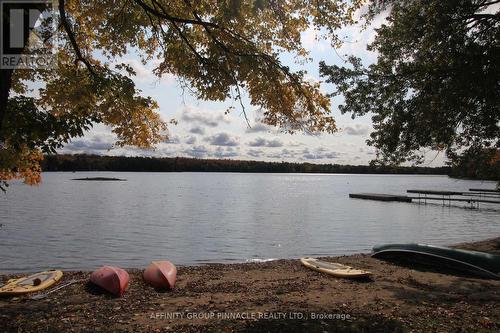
(476, 0, 500, 8)
(0, 69, 13, 132)
(469, 13, 500, 22)
(59, 0, 96, 75)
(133, 0, 219, 28)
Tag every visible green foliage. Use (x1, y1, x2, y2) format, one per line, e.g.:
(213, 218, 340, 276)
(1, 97, 92, 154)
(448, 147, 500, 181)
(320, 0, 500, 166)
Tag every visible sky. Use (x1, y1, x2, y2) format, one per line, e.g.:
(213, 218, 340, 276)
(59, 6, 447, 166)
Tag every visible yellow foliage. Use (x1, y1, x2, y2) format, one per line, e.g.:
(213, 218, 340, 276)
(0, 146, 44, 186)
(2, 0, 363, 188)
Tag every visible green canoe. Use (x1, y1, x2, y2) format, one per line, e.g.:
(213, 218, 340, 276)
(372, 243, 500, 279)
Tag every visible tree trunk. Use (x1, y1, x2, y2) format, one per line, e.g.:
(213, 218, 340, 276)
(0, 68, 13, 133)
(1, 2, 50, 133)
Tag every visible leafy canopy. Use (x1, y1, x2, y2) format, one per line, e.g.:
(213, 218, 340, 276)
(320, 0, 500, 167)
(0, 0, 362, 190)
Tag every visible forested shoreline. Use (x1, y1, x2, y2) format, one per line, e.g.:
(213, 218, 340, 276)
(42, 154, 450, 175)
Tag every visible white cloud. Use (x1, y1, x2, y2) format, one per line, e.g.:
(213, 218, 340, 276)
(247, 149, 264, 158)
(247, 137, 283, 148)
(213, 147, 239, 158)
(205, 132, 239, 147)
(189, 126, 206, 135)
(185, 136, 197, 144)
(62, 132, 115, 154)
(164, 135, 181, 144)
(182, 145, 209, 158)
(118, 58, 175, 85)
(301, 148, 340, 160)
(343, 124, 370, 136)
(245, 123, 272, 134)
(266, 148, 296, 159)
(181, 106, 230, 128)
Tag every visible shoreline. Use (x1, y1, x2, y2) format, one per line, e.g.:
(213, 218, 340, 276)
(42, 154, 452, 176)
(1, 237, 499, 332)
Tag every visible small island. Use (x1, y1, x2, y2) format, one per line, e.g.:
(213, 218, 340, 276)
(71, 177, 127, 181)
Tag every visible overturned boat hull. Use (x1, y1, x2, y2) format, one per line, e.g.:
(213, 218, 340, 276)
(90, 266, 129, 296)
(143, 261, 177, 290)
(372, 243, 500, 279)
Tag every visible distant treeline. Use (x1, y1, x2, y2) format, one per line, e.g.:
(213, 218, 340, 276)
(42, 154, 451, 175)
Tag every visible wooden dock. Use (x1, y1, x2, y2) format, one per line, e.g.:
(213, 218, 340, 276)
(407, 189, 500, 207)
(406, 196, 500, 205)
(467, 191, 500, 197)
(350, 189, 500, 208)
(407, 189, 463, 196)
(349, 193, 412, 202)
(469, 188, 499, 193)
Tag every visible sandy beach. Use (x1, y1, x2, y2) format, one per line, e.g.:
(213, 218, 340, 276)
(1, 237, 499, 332)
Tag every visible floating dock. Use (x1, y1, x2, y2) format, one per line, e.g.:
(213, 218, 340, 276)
(469, 188, 500, 194)
(406, 196, 500, 205)
(350, 189, 500, 208)
(349, 193, 412, 202)
(467, 192, 500, 198)
(407, 189, 463, 196)
(407, 189, 500, 206)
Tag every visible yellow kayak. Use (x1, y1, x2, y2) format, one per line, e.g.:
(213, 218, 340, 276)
(300, 257, 371, 278)
(0, 270, 63, 296)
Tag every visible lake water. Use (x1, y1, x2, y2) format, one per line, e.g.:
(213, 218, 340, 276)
(1, 172, 499, 273)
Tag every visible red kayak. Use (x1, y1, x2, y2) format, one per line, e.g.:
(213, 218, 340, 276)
(90, 266, 129, 296)
(143, 261, 177, 289)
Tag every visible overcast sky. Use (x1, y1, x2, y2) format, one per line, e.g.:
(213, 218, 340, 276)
(59, 7, 447, 166)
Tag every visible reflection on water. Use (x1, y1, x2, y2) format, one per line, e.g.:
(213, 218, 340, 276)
(0, 172, 498, 273)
